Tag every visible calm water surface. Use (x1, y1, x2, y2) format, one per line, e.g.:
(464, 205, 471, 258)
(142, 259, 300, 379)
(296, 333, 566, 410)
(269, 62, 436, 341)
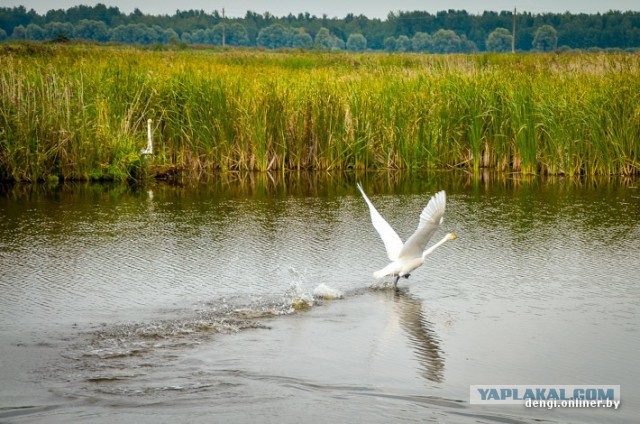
(0, 172, 638, 423)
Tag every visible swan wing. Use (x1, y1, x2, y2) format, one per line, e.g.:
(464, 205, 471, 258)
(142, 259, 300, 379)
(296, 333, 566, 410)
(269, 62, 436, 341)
(357, 183, 403, 261)
(398, 190, 446, 260)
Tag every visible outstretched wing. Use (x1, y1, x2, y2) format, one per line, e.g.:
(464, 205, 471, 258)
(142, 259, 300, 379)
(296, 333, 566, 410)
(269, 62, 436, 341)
(357, 183, 403, 261)
(398, 190, 446, 260)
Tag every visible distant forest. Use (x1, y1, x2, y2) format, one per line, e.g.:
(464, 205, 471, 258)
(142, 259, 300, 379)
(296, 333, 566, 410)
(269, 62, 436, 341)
(1, 4, 639, 52)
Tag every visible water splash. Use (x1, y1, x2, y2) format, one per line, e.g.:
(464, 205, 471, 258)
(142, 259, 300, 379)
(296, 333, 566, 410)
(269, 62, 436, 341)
(312, 283, 343, 300)
(282, 282, 315, 311)
(369, 279, 398, 290)
(285, 266, 343, 305)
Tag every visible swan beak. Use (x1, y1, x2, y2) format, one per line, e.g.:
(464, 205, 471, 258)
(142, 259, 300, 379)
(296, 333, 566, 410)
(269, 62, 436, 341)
(450, 233, 457, 240)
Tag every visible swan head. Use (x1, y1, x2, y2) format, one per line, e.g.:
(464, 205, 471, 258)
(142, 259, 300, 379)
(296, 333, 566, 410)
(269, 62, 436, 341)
(446, 233, 457, 240)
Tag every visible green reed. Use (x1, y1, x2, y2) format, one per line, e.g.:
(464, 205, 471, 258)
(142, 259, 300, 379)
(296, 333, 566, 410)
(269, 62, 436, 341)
(0, 44, 639, 182)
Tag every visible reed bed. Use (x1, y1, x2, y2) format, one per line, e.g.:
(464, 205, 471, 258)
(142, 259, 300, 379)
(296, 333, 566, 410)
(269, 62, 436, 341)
(1, 44, 639, 182)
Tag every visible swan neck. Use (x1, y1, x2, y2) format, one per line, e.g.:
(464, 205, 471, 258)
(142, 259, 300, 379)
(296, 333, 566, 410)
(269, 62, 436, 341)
(422, 235, 450, 259)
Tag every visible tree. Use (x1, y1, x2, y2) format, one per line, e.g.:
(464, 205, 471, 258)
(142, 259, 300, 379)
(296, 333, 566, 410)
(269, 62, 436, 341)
(532, 24, 558, 51)
(346, 33, 367, 51)
(395, 35, 411, 52)
(111, 23, 158, 45)
(25, 23, 46, 40)
(412, 32, 432, 52)
(257, 23, 292, 49)
(180, 32, 192, 44)
(188, 28, 207, 44)
(314, 27, 332, 50)
(45, 22, 74, 40)
(1, 6, 639, 52)
(330, 34, 345, 50)
(209, 25, 225, 45)
(74, 19, 110, 42)
(432, 29, 461, 53)
(11, 25, 26, 40)
(0, 28, 6, 41)
(146, 25, 163, 43)
(228, 23, 249, 46)
(383, 36, 396, 52)
(187, 26, 226, 45)
(164, 28, 179, 44)
(110, 24, 128, 43)
(292, 28, 312, 49)
(486, 27, 512, 52)
(459, 35, 478, 53)
(0, 6, 34, 36)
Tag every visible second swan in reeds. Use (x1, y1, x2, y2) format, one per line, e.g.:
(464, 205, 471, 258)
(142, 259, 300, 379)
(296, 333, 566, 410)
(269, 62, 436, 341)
(357, 183, 456, 287)
(140, 119, 153, 155)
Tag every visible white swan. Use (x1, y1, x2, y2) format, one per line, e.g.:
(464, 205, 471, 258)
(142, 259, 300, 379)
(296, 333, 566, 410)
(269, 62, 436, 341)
(357, 183, 456, 286)
(140, 119, 153, 155)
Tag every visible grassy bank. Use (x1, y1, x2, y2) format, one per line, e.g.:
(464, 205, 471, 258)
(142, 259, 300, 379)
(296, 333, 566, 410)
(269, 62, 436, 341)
(1, 43, 639, 182)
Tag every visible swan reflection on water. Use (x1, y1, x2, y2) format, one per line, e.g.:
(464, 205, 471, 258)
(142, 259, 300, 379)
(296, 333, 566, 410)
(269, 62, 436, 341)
(376, 287, 445, 383)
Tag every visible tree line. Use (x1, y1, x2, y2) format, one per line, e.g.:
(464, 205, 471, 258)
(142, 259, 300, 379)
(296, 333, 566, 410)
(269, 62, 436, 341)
(1, 4, 639, 52)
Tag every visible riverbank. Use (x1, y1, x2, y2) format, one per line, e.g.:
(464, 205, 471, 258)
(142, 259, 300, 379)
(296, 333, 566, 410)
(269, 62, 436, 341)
(1, 43, 639, 182)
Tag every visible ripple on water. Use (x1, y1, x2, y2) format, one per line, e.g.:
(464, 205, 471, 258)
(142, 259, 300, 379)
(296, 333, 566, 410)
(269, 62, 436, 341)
(52, 282, 346, 392)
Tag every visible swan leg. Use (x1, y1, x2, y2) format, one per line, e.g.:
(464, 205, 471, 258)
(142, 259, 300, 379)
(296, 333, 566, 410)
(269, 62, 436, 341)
(403, 274, 410, 279)
(393, 275, 400, 287)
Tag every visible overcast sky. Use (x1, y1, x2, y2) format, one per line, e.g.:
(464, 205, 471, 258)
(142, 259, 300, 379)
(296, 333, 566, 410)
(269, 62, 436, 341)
(1, 1, 638, 19)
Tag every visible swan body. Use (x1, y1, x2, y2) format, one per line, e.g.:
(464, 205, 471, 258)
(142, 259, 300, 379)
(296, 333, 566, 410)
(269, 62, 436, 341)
(140, 118, 153, 155)
(357, 183, 456, 286)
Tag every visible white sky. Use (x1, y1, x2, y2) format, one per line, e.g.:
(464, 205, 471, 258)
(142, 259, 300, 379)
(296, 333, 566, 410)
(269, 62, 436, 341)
(1, 1, 638, 19)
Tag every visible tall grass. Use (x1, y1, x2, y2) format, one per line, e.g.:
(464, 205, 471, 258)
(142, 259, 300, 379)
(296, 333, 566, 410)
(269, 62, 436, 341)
(1, 44, 639, 182)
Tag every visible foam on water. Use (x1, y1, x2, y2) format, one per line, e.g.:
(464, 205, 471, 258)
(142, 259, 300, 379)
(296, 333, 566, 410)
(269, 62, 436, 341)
(312, 283, 344, 300)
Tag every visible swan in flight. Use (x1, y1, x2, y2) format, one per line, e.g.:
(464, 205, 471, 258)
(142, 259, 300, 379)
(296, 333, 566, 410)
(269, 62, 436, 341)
(140, 119, 153, 155)
(357, 183, 456, 287)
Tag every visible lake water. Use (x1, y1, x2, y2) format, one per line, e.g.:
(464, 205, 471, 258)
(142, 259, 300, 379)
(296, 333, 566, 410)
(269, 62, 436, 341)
(1, 172, 638, 423)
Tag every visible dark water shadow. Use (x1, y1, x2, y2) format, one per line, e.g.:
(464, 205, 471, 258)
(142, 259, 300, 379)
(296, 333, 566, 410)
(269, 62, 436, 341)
(2, 169, 638, 201)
